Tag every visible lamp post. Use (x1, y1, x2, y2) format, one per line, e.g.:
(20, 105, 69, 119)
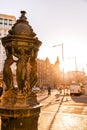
(53, 43, 64, 62)
(52, 43, 65, 91)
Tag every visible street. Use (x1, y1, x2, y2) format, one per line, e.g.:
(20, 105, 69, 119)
(38, 90, 87, 130)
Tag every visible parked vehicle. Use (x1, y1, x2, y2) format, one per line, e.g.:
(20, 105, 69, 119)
(70, 83, 82, 96)
(32, 85, 41, 94)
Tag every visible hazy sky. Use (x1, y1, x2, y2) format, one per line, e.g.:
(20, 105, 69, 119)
(0, 0, 87, 71)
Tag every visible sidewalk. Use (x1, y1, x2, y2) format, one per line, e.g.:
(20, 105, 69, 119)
(38, 91, 87, 130)
(38, 90, 64, 130)
(37, 89, 59, 102)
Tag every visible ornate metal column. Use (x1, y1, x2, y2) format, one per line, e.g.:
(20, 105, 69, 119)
(0, 11, 42, 130)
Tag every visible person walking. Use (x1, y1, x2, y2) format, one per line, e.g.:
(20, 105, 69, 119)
(47, 85, 51, 95)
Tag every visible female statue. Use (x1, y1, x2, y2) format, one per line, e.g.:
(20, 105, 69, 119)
(3, 50, 14, 90)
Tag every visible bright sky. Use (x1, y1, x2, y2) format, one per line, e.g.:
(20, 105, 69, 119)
(0, 0, 87, 72)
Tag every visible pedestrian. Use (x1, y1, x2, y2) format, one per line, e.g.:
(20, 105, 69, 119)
(47, 85, 51, 95)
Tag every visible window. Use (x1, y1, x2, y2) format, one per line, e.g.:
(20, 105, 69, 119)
(9, 19, 12, 25)
(0, 18, 3, 24)
(4, 19, 8, 25)
(4, 24, 8, 28)
(0, 24, 3, 28)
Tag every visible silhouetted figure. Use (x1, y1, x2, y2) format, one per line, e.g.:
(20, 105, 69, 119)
(47, 86, 51, 95)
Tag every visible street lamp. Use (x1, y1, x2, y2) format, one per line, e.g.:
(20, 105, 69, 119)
(52, 43, 64, 85)
(52, 43, 64, 62)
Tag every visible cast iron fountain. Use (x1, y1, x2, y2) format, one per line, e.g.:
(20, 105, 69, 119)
(0, 11, 42, 130)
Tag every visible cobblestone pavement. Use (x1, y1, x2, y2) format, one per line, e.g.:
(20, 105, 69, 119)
(38, 92, 87, 130)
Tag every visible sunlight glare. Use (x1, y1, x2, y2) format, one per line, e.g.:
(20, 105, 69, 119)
(38, 40, 87, 73)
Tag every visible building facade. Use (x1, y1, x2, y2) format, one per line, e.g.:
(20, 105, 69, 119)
(37, 57, 61, 89)
(0, 14, 16, 72)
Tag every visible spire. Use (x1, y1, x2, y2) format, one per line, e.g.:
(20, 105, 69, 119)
(55, 56, 60, 65)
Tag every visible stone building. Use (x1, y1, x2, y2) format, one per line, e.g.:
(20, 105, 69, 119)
(0, 13, 16, 72)
(37, 57, 61, 89)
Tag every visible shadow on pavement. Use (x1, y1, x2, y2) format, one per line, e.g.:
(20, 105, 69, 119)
(47, 96, 64, 130)
(71, 95, 87, 104)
